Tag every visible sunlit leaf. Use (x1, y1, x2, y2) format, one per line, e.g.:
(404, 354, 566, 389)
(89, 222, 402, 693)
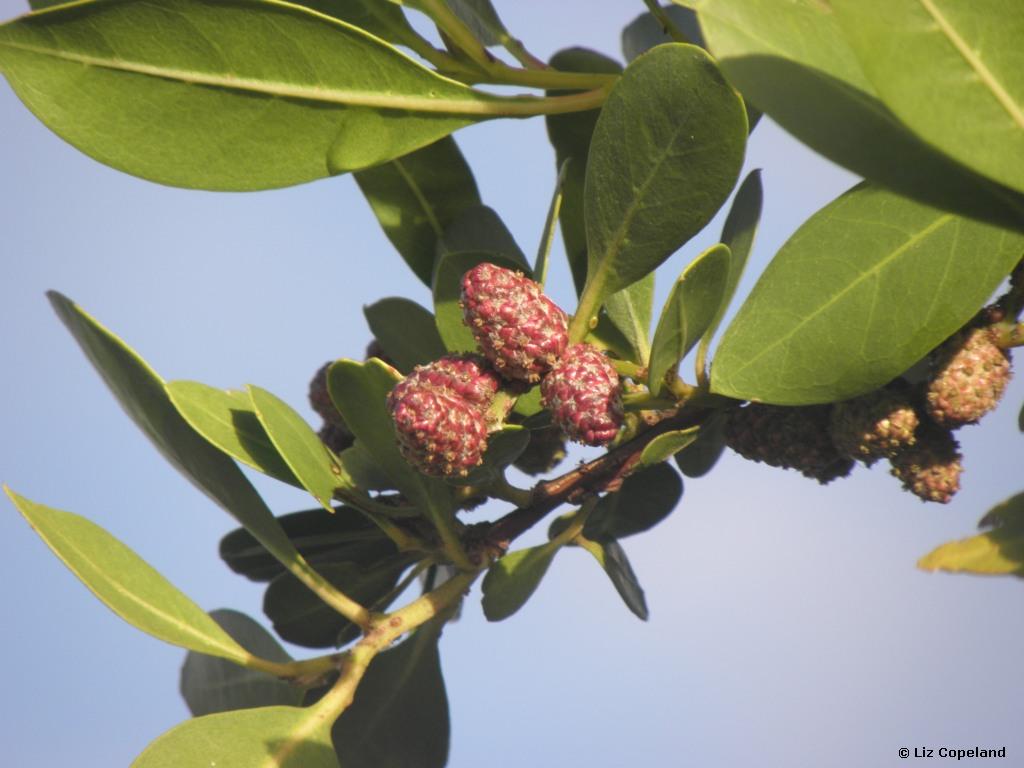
(713, 183, 1024, 404)
(918, 493, 1024, 578)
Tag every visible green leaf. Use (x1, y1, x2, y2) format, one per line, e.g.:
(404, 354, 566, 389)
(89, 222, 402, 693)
(695, 0, 1024, 231)
(577, 537, 648, 620)
(447, 0, 506, 46)
(220, 508, 397, 583)
(0, 0, 497, 190)
(354, 138, 481, 285)
(622, 5, 761, 131)
(623, 5, 706, 61)
(327, 359, 453, 515)
(583, 463, 683, 541)
(5, 488, 250, 664)
(545, 48, 624, 296)
(166, 381, 300, 488)
(832, 0, 1024, 195)
(580, 43, 746, 320)
(712, 183, 1024, 404)
(337, 443, 396, 492)
(181, 609, 302, 717)
(46, 291, 305, 582)
(699, 170, 763, 353)
(648, 244, 731, 393)
(638, 427, 699, 467)
(132, 705, 339, 768)
(447, 425, 531, 486)
(674, 411, 727, 478)
(481, 544, 558, 622)
(1019, 400, 1024, 432)
(436, 205, 528, 267)
(331, 619, 449, 768)
(363, 298, 448, 373)
(918, 493, 1024, 577)
(264, 559, 409, 648)
(432, 250, 532, 353)
(294, 0, 421, 48)
(604, 273, 654, 365)
(249, 385, 346, 512)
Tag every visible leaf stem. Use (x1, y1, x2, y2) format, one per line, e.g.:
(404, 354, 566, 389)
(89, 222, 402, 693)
(479, 65, 618, 91)
(499, 34, 547, 70)
(610, 359, 646, 380)
(416, 0, 491, 68)
(486, 475, 533, 508)
(569, 278, 606, 343)
(534, 161, 568, 285)
(642, 0, 693, 44)
(622, 392, 677, 412)
(292, 560, 374, 630)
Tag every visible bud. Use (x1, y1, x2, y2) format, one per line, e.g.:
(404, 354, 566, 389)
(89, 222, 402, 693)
(461, 262, 569, 382)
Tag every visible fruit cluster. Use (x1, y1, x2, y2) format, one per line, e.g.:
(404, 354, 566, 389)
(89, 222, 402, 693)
(382, 263, 624, 478)
(724, 312, 1014, 503)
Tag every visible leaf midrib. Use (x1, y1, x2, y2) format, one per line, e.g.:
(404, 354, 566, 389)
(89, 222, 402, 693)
(916, 0, 1024, 131)
(722, 211, 953, 381)
(0, 38, 496, 114)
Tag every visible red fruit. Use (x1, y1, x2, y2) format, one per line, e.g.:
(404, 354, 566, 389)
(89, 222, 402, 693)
(399, 354, 501, 412)
(387, 385, 488, 478)
(461, 263, 568, 382)
(541, 343, 623, 446)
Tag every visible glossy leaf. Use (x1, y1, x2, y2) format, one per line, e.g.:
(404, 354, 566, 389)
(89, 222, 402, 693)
(695, 0, 1024, 231)
(622, 5, 760, 131)
(181, 609, 301, 717)
(220, 508, 397, 583)
(332, 619, 449, 768)
(581, 43, 746, 316)
(832, 0, 1024, 195)
(674, 411, 727, 478)
(132, 704, 339, 768)
(482, 544, 558, 622)
(436, 205, 528, 266)
(577, 537, 648, 620)
(47, 292, 305, 579)
(918, 493, 1024, 578)
(605, 274, 654, 365)
(264, 559, 408, 648)
(5, 488, 250, 663)
(327, 359, 452, 515)
(648, 244, 731, 393)
(447, 425, 531, 487)
(712, 183, 1024, 404)
(699, 170, 763, 354)
(584, 463, 683, 541)
(166, 381, 299, 488)
(638, 427, 699, 467)
(0, 0, 497, 190)
(363, 298, 447, 373)
(354, 138, 481, 285)
(545, 48, 624, 295)
(249, 385, 346, 512)
(432, 250, 532, 353)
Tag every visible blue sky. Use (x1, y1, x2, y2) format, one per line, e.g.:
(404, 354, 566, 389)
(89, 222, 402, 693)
(2, 2, 1023, 766)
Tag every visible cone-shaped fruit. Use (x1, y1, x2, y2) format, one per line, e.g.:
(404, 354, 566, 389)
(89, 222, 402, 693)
(927, 326, 1012, 427)
(387, 384, 488, 477)
(461, 263, 569, 382)
(725, 403, 854, 484)
(541, 343, 623, 446)
(830, 387, 919, 464)
(888, 426, 962, 503)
